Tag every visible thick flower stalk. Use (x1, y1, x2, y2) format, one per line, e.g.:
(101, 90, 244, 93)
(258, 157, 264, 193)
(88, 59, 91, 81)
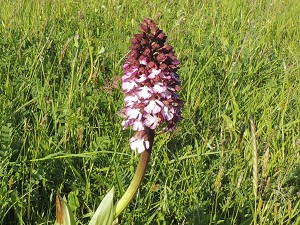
(116, 18, 183, 218)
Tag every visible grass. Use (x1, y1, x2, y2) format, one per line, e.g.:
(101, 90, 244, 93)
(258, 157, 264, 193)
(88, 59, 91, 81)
(1, 0, 300, 224)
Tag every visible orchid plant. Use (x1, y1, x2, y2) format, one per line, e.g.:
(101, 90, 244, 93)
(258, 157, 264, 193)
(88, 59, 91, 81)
(55, 18, 183, 225)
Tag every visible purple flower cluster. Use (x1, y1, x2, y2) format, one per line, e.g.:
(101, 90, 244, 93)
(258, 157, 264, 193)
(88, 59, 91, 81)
(120, 18, 183, 153)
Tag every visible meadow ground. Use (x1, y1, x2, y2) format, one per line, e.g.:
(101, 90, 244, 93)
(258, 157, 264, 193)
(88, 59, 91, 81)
(1, 0, 300, 224)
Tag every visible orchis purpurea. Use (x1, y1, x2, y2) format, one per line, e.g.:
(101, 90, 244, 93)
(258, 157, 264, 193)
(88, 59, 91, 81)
(115, 18, 183, 218)
(120, 18, 183, 153)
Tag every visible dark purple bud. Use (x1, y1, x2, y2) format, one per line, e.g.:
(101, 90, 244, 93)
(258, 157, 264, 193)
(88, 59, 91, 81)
(157, 32, 166, 41)
(143, 47, 151, 56)
(151, 42, 160, 51)
(131, 38, 139, 44)
(129, 50, 139, 59)
(141, 39, 148, 46)
(140, 22, 150, 33)
(148, 61, 157, 69)
(127, 57, 138, 65)
(160, 44, 173, 53)
(148, 20, 156, 30)
(131, 43, 142, 50)
(157, 53, 167, 62)
(134, 34, 143, 40)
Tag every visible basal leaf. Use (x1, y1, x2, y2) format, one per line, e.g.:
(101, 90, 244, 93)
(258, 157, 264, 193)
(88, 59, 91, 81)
(89, 188, 115, 225)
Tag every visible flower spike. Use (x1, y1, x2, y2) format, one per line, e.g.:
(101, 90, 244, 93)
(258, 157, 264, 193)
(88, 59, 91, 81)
(120, 18, 183, 153)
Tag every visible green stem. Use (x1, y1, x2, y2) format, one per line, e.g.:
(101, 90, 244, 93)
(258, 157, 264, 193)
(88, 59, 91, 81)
(115, 128, 155, 218)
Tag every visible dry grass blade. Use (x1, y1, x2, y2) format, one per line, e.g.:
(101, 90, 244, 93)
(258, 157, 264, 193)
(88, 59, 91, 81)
(56, 191, 64, 225)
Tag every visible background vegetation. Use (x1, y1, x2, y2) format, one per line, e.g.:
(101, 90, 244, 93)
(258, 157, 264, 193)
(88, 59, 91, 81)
(1, 0, 300, 224)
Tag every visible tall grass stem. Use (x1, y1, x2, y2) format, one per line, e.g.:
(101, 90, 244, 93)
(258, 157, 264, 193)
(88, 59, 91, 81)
(250, 117, 258, 224)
